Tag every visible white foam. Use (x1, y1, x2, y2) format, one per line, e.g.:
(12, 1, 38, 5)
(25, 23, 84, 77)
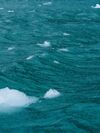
(58, 48, 69, 52)
(44, 89, 61, 99)
(37, 41, 51, 48)
(43, 2, 52, 6)
(91, 4, 100, 8)
(7, 47, 15, 51)
(63, 33, 70, 36)
(0, 87, 38, 108)
(26, 55, 34, 60)
(53, 60, 60, 64)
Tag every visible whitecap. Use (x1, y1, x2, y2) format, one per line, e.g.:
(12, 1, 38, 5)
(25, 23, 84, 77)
(43, 2, 52, 6)
(37, 41, 51, 48)
(0, 87, 38, 108)
(7, 47, 15, 51)
(58, 48, 69, 52)
(44, 89, 61, 99)
(91, 4, 100, 8)
(26, 55, 34, 60)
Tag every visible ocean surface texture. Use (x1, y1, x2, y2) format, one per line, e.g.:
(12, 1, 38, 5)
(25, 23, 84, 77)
(0, 0, 100, 132)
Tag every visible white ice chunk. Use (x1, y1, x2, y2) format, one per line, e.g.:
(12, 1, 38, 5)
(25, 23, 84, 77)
(26, 55, 34, 60)
(58, 48, 69, 52)
(91, 4, 100, 8)
(44, 89, 61, 99)
(0, 87, 38, 107)
(63, 33, 70, 36)
(43, 2, 52, 6)
(37, 41, 51, 47)
(53, 60, 60, 64)
(8, 10, 14, 13)
(7, 47, 15, 51)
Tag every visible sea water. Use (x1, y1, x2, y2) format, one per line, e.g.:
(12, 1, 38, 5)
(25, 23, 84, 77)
(0, 0, 100, 132)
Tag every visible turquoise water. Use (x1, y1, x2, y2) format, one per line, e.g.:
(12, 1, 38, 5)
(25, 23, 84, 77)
(0, 0, 100, 132)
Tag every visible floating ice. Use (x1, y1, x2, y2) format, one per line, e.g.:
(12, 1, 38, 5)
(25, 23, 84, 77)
(0, 87, 38, 108)
(91, 4, 100, 8)
(7, 47, 15, 51)
(26, 55, 34, 60)
(37, 41, 51, 47)
(63, 33, 70, 36)
(58, 48, 69, 52)
(44, 89, 61, 99)
(43, 2, 52, 6)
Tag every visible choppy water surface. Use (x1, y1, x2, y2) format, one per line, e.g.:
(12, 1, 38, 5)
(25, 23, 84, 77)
(0, 0, 100, 132)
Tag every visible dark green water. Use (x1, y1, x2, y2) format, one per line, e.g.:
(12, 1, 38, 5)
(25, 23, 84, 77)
(0, 0, 100, 132)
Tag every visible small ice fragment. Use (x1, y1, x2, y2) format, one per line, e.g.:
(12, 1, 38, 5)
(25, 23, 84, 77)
(53, 60, 60, 64)
(8, 10, 14, 13)
(7, 47, 15, 51)
(91, 4, 100, 8)
(58, 48, 69, 52)
(37, 41, 51, 47)
(44, 89, 61, 99)
(26, 55, 34, 60)
(63, 33, 70, 36)
(43, 2, 52, 6)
